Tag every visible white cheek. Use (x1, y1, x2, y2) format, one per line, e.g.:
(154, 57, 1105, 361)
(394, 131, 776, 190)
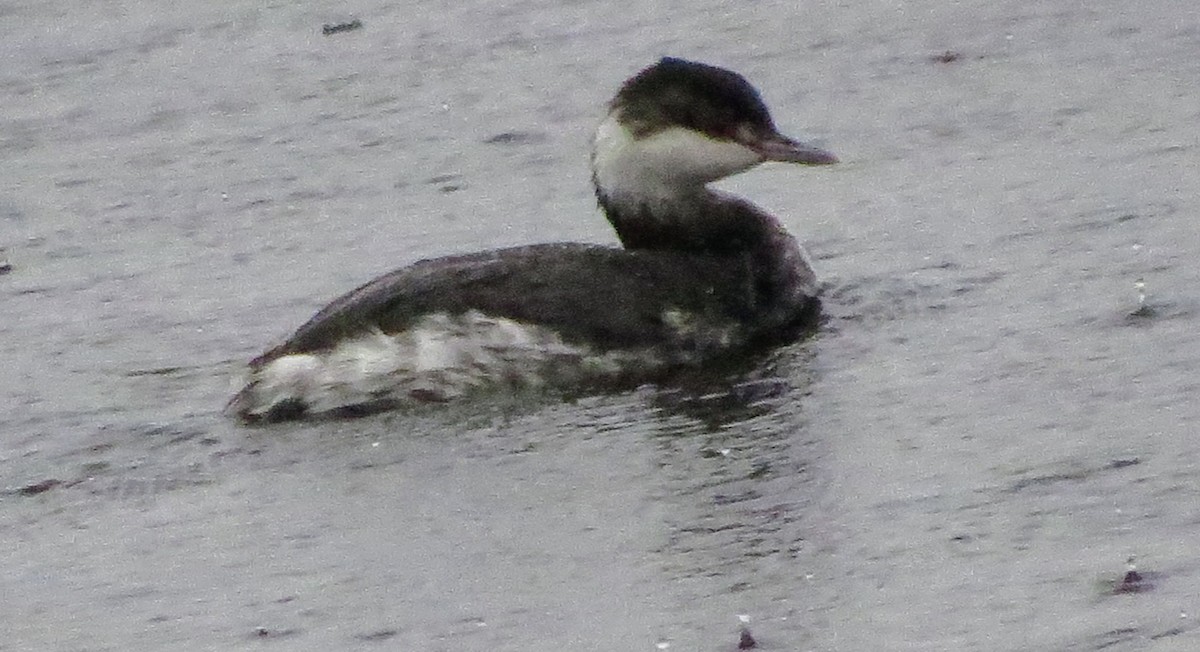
(639, 127, 761, 183)
(592, 116, 761, 202)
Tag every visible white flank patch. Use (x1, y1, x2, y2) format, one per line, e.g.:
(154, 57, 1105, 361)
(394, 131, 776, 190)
(233, 311, 667, 420)
(661, 308, 736, 350)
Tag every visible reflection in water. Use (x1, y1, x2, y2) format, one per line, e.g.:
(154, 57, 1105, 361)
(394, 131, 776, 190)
(649, 344, 816, 430)
(641, 342, 825, 611)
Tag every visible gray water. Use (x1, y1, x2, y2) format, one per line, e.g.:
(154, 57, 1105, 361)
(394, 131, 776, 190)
(3, 0, 1199, 650)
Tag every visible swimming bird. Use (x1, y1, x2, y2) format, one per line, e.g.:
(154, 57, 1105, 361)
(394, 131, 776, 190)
(229, 57, 836, 422)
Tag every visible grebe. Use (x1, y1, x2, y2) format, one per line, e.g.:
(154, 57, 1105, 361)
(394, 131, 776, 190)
(229, 57, 836, 422)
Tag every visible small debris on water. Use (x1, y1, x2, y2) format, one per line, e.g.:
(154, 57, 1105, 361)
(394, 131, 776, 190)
(930, 50, 963, 64)
(737, 615, 756, 650)
(1120, 568, 1144, 587)
(322, 19, 363, 36)
(1126, 303, 1156, 319)
(1111, 557, 1157, 595)
(1128, 278, 1157, 319)
(250, 626, 298, 639)
(738, 627, 757, 649)
(16, 479, 65, 496)
(483, 131, 548, 146)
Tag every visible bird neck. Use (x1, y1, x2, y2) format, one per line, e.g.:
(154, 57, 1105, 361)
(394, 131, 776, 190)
(596, 185, 817, 323)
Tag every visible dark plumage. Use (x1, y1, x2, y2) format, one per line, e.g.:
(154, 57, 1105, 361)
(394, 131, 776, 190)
(252, 243, 814, 370)
(231, 58, 835, 422)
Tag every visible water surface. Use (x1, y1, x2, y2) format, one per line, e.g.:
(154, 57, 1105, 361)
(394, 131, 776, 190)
(3, 1, 1199, 650)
